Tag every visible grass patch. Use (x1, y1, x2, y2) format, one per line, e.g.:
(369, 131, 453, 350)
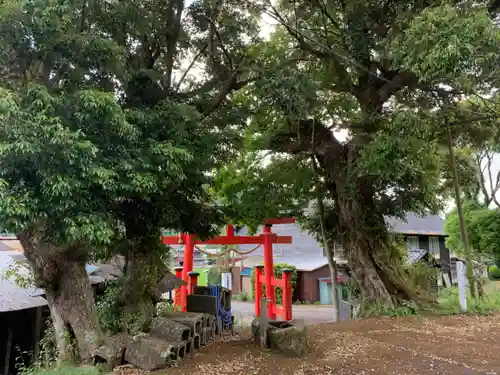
(360, 282, 500, 318)
(20, 364, 101, 375)
(361, 300, 420, 318)
(437, 285, 500, 315)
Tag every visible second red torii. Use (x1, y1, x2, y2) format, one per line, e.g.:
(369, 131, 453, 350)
(162, 218, 295, 320)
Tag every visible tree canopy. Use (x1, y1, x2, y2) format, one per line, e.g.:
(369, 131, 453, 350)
(0, 0, 264, 359)
(215, 0, 500, 308)
(2, 0, 500, 360)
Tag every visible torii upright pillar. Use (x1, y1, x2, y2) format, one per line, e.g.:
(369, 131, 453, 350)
(262, 224, 276, 319)
(180, 234, 195, 311)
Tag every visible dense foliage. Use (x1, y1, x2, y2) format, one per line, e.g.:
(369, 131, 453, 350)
(489, 265, 500, 279)
(445, 202, 500, 259)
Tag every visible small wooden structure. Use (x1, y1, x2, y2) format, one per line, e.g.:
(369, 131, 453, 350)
(0, 251, 129, 375)
(0, 252, 49, 375)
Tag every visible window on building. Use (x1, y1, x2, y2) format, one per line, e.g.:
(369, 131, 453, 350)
(429, 236, 440, 257)
(406, 236, 419, 250)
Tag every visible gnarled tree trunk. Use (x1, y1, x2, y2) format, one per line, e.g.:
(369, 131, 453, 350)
(120, 237, 164, 330)
(18, 226, 101, 362)
(44, 262, 101, 361)
(335, 189, 435, 310)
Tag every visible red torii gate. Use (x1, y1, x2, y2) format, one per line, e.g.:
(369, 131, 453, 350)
(162, 218, 295, 320)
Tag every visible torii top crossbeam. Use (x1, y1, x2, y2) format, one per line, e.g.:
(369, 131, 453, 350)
(162, 218, 295, 246)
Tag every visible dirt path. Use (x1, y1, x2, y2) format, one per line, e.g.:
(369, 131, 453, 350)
(231, 301, 335, 325)
(164, 314, 500, 375)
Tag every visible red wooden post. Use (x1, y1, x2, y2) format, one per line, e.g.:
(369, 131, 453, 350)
(174, 266, 183, 308)
(188, 271, 199, 295)
(282, 268, 293, 321)
(262, 225, 276, 319)
(181, 234, 195, 312)
(254, 265, 264, 317)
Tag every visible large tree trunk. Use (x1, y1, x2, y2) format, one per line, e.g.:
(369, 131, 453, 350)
(44, 262, 101, 361)
(18, 226, 101, 362)
(271, 119, 435, 310)
(120, 238, 164, 330)
(335, 193, 435, 310)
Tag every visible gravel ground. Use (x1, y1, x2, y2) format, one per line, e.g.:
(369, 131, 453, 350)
(159, 314, 500, 375)
(231, 301, 336, 326)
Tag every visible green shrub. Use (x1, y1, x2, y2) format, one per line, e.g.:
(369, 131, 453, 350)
(233, 291, 250, 301)
(250, 263, 297, 305)
(360, 300, 419, 318)
(96, 280, 149, 335)
(404, 261, 439, 293)
(157, 301, 180, 315)
(489, 265, 500, 280)
(17, 319, 59, 371)
(96, 281, 122, 334)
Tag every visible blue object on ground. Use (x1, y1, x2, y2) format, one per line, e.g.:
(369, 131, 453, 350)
(208, 284, 233, 331)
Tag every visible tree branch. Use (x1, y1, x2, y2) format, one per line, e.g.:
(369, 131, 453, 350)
(268, 118, 345, 172)
(201, 66, 243, 116)
(378, 71, 418, 104)
(203, 15, 234, 70)
(314, 0, 341, 32)
(80, 0, 87, 32)
(174, 44, 209, 93)
(476, 152, 490, 207)
(164, 0, 184, 90)
(263, 1, 353, 92)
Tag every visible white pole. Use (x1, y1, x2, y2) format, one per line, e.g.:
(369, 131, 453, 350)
(456, 261, 467, 313)
(221, 272, 232, 290)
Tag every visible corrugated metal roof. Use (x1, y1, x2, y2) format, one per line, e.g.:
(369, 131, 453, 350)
(274, 255, 329, 271)
(0, 251, 48, 312)
(0, 251, 124, 308)
(236, 254, 334, 272)
(237, 213, 445, 261)
(237, 223, 325, 259)
(386, 213, 445, 236)
(0, 242, 13, 251)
